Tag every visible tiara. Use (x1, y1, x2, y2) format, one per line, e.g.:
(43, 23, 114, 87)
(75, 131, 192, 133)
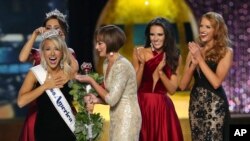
(41, 29, 60, 39)
(46, 9, 66, 21)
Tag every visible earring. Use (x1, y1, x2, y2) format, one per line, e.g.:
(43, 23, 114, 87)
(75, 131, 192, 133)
(60, 60, 64, 69)
(150, 43, 155, 51)
(109, 52, 114, 56)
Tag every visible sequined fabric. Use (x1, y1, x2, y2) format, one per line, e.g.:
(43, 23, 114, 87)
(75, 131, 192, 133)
(103, 56, 142, 141)
(189, 61, 230, 141)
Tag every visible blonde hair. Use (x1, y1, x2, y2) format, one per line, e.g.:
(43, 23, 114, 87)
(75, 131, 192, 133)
(197, 12, 231, 62)
(39, 36, 72, 77)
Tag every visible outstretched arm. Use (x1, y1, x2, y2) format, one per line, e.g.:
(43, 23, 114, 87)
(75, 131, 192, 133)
(75, 75, 108, 103)
(19, 27, 45, 62)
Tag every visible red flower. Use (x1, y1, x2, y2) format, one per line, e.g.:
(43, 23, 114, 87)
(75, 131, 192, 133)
(81, 62, 92, 74)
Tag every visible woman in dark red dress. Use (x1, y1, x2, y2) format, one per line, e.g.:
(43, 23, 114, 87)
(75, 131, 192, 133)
(18, 9, 78, 141)
(133, 17, 183, 141)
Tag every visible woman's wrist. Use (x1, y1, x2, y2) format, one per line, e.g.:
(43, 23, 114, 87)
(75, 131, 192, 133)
(189, 61, 197, 69)
(31, 32, 39, 39)
(139, 63, 145, 67)
(158, 70, 164, 76)
(41, 84, 48, 92)
(196, 55, 204, 63)
(198, 58, 204, 64)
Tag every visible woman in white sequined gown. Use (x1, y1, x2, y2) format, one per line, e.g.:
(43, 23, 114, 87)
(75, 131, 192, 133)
(75, 25, 141, 141)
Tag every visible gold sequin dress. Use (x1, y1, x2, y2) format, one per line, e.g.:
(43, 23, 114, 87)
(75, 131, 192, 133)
(103, 55, 142, 141)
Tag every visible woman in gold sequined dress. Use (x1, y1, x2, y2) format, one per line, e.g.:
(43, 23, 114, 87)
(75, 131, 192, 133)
(75, 25, 142, 141)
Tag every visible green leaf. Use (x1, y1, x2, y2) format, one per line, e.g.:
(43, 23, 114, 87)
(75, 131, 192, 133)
(72, 83, 83, 90)
(69, 71, 104, 141)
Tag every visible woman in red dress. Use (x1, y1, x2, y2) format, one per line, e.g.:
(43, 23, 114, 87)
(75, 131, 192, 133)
(18, 9, 78, 141)
(132, 17, 183, 141)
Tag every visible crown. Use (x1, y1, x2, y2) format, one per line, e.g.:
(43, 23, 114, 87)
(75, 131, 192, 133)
(46, 9, 66, 21)
(41, 29, 60, 39)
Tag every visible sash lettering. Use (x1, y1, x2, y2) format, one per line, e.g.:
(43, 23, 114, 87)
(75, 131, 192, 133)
(31, 65, 75, 132)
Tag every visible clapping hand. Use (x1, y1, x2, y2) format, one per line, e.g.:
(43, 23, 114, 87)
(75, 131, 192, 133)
(153, 53, 166, 81)
(157, 53, 166, 71)
(188, 42, 202, 62)
(136, 47, 146, 65)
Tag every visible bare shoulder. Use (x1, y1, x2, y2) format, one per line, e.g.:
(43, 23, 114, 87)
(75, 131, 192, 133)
(133, 45, 143, 52)
(27, 70, 37, 78)
(220, 47, 233, 62)
(135, 45, 145, 50)
(226, 47, 233, 53)
(135, 45, 144, 48)
(134, 46, 148, 56)
(23, 70, 37, 84)
(224, 47, 233, 58)
(67, 47, 74, 53)
(137, 47, 151, 55)
(144, 47, 151, 52)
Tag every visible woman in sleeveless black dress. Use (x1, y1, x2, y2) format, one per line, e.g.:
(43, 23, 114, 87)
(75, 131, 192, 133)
(180, 12, 233, 141)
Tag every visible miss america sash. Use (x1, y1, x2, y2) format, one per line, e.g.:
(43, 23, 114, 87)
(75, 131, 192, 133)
(31, 64, 75, 132)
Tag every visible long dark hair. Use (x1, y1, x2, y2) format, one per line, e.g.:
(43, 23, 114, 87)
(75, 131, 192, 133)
(144, 17, 179, 73)
(43, 15, 69, 38)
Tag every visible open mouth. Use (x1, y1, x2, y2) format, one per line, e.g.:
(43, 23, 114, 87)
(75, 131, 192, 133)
(200, 32, 207, 38)
(49, 57, 58, 64)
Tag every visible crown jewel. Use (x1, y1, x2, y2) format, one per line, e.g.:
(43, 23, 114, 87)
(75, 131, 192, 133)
(46, 9, 66, 21)
(41, 29, 60, 39)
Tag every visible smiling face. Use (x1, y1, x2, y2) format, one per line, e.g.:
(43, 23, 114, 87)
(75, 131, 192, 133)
(42, 39, 62, 70)
(199, 17, 215, 44)
(95, 39, 107, 57)
(149, 25, 165, 51)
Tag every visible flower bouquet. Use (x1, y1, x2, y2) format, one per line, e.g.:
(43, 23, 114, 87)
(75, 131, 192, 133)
(68, 62, 104, 141)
